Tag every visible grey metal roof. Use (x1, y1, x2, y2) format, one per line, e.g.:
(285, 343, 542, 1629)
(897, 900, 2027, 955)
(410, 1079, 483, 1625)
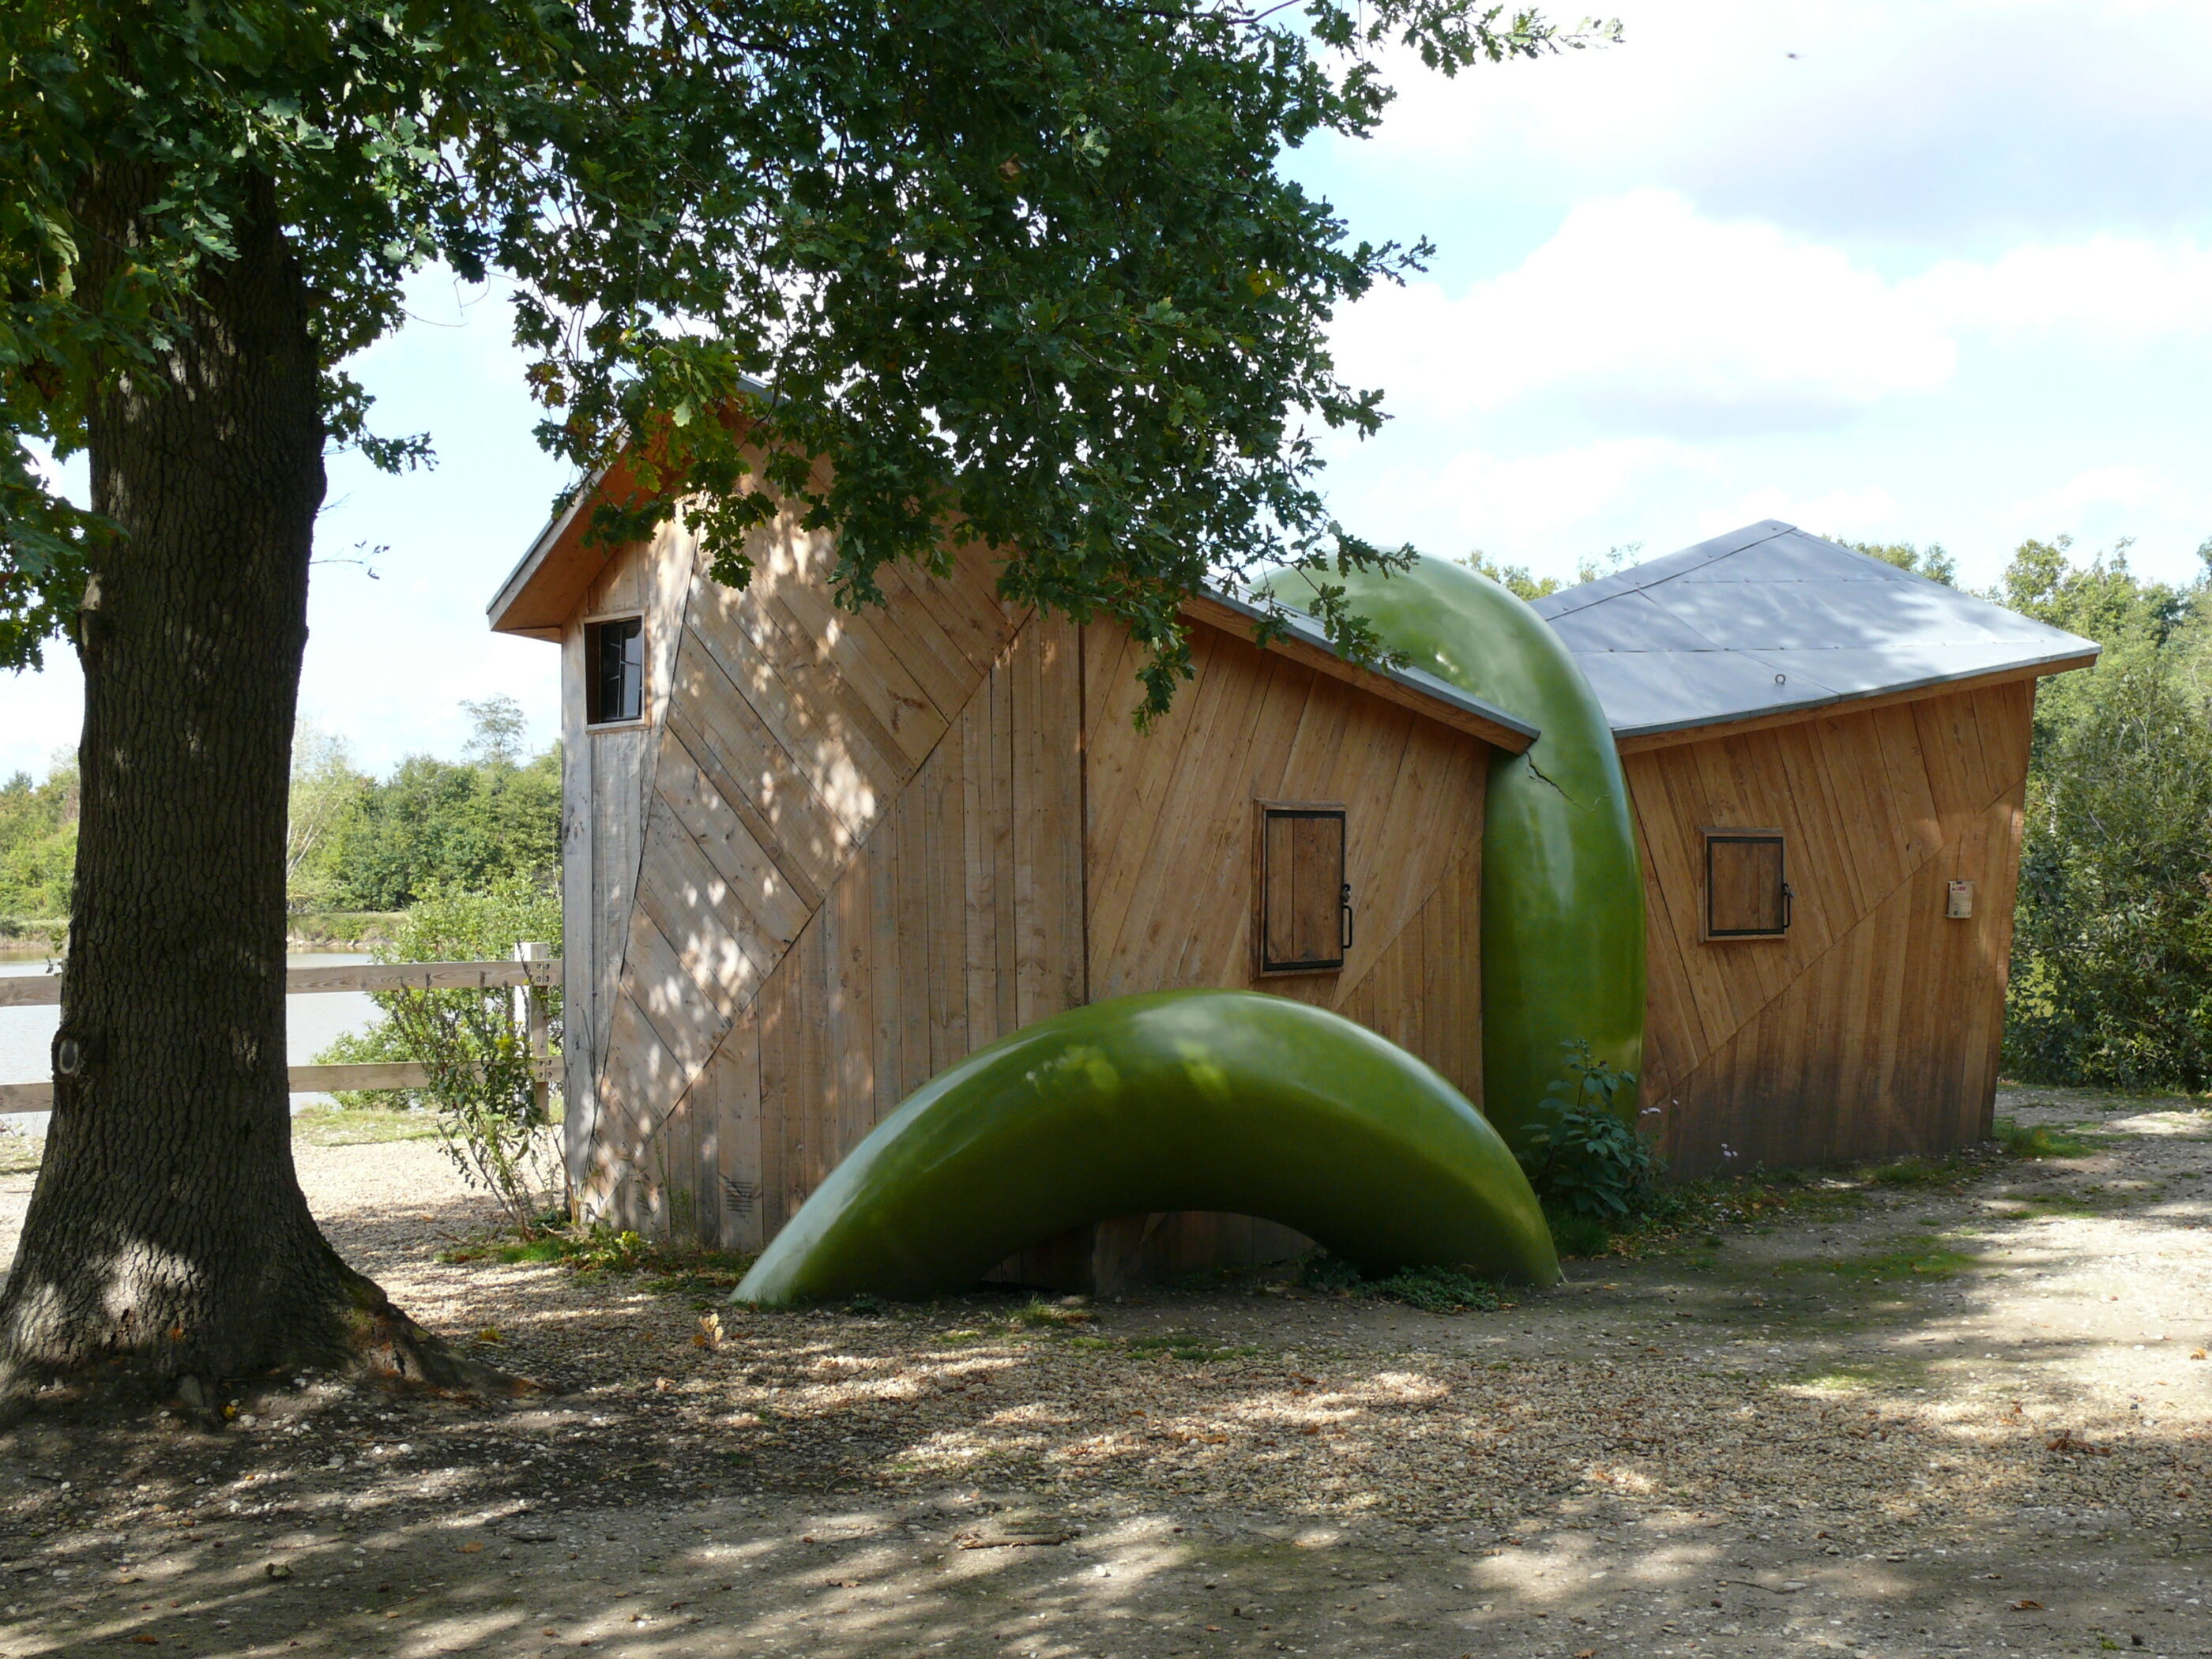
(1529, 521, 2100, 739)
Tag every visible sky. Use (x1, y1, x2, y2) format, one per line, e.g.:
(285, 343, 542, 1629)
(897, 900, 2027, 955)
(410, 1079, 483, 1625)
(8, 0, 2211, 780)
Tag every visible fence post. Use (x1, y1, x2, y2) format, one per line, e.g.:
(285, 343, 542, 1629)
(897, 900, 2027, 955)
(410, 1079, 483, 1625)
(516, 940, 551, 1126)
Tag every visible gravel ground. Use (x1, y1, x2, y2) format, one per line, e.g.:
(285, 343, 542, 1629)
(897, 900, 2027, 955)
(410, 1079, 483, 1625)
(0, 1085, 2206, 1658)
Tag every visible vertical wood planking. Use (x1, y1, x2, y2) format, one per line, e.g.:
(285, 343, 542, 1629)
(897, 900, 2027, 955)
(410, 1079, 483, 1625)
(560, 614, 600, 1210)
(1084, 617, 1490, 1099)
(729, 609, 1087, 1237)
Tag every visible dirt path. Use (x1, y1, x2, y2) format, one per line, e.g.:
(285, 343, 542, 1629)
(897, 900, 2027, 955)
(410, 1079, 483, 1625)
(0, 1086, 2206, 1657)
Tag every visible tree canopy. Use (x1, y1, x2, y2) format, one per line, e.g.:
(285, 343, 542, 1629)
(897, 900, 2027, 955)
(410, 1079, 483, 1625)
(2003, 534, 2212, 1090)
(5, 0, 1612, 705)
(0, 0, 1619, 1405)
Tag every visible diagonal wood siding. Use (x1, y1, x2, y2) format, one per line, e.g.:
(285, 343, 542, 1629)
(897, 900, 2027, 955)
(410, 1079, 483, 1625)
(571, 537, 1495, 1256)
(568, 508, 1030, 1232)
(1082, 619, 1489, 1106)
(1632, 679, 2032, 1176)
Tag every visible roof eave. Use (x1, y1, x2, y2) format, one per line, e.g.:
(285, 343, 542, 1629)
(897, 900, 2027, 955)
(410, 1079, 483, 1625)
(1182, 589, 1538, 754)
(486, 462, 620, 640)
(1611, 646, 2101, 755)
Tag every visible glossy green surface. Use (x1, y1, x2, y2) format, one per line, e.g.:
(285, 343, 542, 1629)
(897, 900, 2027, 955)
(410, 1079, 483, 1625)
(732, 989, 1561, 1306)
(1261, 557, 1645, 1146)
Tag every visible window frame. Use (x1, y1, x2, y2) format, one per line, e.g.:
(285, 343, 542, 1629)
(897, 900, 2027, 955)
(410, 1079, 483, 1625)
(1252, 799, 1352, 976)
(1702, 826, 1792, 942)
(582, 611, 648, 730)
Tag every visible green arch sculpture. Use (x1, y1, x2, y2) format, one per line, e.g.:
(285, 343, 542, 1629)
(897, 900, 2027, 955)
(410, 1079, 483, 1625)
(1262, 556, 1646, 1146)
(732, 989, 1561, 1307)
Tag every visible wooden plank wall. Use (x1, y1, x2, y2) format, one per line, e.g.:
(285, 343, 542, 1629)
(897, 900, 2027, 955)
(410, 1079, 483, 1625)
(561, 520, 691, 1205)
(739, 614, 1085, 1243)
(1084, 619, 1488, 1104)
(570, 499, 1066, 1239)
(1631, 679, 2033, 1176)
(573, 547, 1495, 1265)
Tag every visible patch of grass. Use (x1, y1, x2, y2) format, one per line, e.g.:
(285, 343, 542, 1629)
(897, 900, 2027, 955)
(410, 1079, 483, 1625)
(1009, 1298, 1097, 1330)
(1123, 1333, 1263, 1363)
(1602, 1168, 1870, 1258)
(1362, 1266, 1503, 1313)
(0, 1130, 42, 1175)
(442, 1224, 755, 1296)
(1824, 1239, 1978, 1283)
(1994, 1116, 2095, 1160)
(1869, 1157, 1954, 1187)
(290, 1104, 443, 1146)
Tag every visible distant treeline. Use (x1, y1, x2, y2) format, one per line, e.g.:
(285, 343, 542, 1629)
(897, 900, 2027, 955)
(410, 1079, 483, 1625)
(0, 694, 559, 925)
(288, 696, 559, 912)
(0, 763, 74, 923)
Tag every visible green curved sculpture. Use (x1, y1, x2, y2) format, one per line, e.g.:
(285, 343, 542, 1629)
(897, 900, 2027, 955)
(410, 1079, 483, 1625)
(732, 989, 1561, 1307)
(1261, 557, 1645, 1146)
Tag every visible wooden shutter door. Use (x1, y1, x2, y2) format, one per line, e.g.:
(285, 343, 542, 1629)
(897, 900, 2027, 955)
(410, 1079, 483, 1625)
(1258, 805, 1347, 972)
(1706, 831, 1788, 937)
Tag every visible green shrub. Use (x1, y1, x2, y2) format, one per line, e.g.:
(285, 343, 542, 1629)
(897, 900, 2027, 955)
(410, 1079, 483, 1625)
(316, 875, 563, 1233)
(1542, 1208, 1611, 1257)
(2007, 660, 2212, 1089)
(1514, 1039, 1659, 1224)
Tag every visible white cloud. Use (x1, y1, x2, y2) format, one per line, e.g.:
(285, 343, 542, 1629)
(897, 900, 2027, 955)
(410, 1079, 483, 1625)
(1327, 436, 1717, 562)
(1347, 0, 2212, 243)
(1337, 191, 1951, 431)
(1334, 192, 2212, 438)
(1910, 240, 2212, 338)
(1999, 464, 2172, 536)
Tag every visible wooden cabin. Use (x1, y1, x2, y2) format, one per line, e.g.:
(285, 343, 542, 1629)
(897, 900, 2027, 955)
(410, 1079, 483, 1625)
(1531, 522, 2098, 1176)
(487, 491, 1537, 1282)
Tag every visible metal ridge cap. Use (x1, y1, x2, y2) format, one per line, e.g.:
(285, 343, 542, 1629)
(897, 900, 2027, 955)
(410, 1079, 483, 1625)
(1535, 520, 1798, 621)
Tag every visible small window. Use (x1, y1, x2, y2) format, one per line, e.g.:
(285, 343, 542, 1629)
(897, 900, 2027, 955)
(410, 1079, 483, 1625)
(1705, 829, 1791, 939)
(1256, 803, 1351, 974)
(586, 615, 644, 725)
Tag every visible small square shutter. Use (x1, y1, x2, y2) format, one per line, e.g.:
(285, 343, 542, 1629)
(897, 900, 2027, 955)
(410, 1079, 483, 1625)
(1258, 806, 1348, 973)
(1706, 831, 1789, 938)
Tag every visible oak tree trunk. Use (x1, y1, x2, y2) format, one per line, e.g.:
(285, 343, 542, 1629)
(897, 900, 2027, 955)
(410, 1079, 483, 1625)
(0, 167, 493, 1413)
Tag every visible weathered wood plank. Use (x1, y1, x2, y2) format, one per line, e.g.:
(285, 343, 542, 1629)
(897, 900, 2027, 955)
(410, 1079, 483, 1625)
(1644, 685, 2041, 1177)
(668, 622, 848, 895)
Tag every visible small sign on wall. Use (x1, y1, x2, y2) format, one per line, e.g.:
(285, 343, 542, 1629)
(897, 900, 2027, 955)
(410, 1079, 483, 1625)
(1946, 879, 1974, 919)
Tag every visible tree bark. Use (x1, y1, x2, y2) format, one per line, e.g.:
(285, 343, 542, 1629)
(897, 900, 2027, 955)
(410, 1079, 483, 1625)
(0, 167, 498, 1414)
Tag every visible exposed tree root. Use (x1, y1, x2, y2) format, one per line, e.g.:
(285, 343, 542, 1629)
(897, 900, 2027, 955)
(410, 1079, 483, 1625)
(0, 1269, 543, 1431)
(342, 1287, 543, 1401)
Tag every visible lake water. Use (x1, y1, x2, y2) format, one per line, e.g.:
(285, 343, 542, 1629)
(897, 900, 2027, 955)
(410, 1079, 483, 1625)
(0, 951, 382, 1138)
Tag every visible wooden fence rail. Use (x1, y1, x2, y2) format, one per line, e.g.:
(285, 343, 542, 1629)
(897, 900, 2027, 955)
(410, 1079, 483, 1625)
(0, 1057, 560, 1113)
(0, 954, 562, 1114)
(0, 957, 560, 1010)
